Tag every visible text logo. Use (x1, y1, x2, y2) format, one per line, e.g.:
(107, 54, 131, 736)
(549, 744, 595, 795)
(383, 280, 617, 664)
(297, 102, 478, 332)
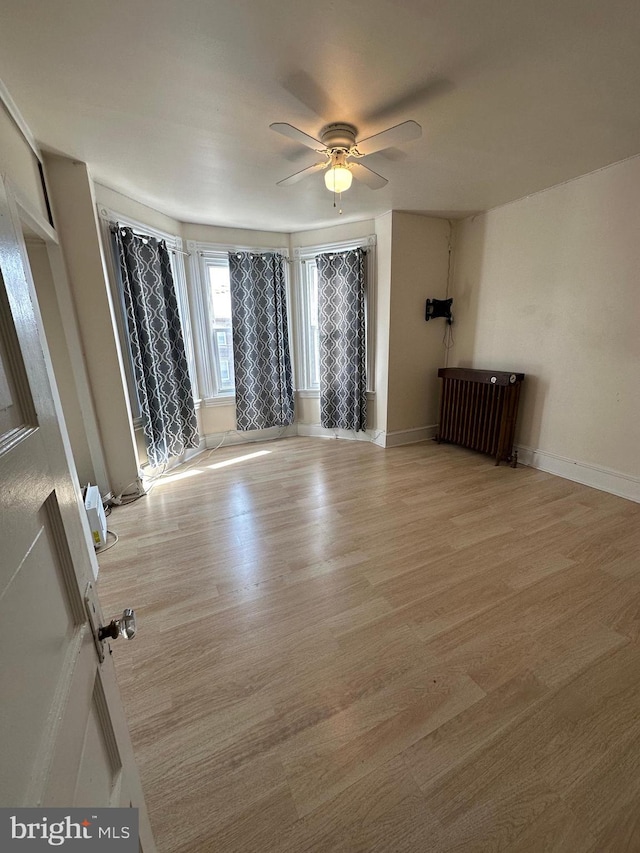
(1, 809, 138, 850)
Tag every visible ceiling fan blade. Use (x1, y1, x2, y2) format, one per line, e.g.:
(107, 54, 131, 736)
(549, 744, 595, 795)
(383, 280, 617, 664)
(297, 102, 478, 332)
(355, 120, 422, 156)
(270, 122, 322, 151)
(281, 71, 342, 121)
(363, 78, 453, 124)
(349, 162, 388, 190)
(276, 161, 327, 186)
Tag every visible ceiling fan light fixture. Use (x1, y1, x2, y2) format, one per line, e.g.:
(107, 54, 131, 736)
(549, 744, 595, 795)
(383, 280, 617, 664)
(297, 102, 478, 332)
(324, 164, 353, 193)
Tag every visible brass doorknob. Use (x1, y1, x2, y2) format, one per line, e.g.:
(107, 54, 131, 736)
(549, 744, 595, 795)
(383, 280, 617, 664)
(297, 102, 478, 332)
(98, 608, 136, 642)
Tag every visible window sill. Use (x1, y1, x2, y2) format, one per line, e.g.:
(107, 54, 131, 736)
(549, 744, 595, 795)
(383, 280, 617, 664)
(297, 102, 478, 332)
(201, 395, 236, 408)
(295, 390, 376, 399)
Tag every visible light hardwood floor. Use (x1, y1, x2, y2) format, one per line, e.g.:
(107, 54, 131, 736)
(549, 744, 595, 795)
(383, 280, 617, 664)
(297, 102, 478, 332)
(98, 437, 640, 852)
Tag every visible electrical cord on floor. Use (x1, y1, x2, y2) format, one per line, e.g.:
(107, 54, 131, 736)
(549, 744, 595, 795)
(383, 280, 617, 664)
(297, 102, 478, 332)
(95, 529, 119, 554)
(107, 460, 169, 508)
(227, 426, 288, 444)
(171, 426, 287, 476)
(141, 460, 168, 488)
(176, 432, 228, 474)
(115, 494, 145, 507)
(108, 479, 144, 507)
(106, 428, 289, 511)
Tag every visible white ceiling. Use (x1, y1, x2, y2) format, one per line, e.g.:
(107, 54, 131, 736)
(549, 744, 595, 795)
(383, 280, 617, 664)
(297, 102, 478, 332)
(2, 0, 640, 233)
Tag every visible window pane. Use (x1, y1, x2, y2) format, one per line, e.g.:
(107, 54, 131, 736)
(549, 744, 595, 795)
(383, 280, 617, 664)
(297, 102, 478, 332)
(208, 265, 232, 323)
(207, 263, 234, 393)
(308, 263, 319, 388)
(214, 326, 234, 389)
(310, 264, 318, 326)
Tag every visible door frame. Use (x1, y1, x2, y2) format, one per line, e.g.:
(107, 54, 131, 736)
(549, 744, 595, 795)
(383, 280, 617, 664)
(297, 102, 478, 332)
(12, 178, 111, 499)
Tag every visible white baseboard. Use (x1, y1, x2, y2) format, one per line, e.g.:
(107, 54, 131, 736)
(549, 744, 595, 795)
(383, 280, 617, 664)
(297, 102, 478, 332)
(516, 444, 640, 504)
(201, 423, 439, 451)
(297, 423, 383, 445)
(383, 425, 439, 448)
(205, 424, 298, 449)
(296, 423, 438, 448)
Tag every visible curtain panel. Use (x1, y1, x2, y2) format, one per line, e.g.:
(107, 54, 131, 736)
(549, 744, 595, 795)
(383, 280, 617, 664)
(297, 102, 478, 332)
(316, 248, 367, 432)
(114, 226, 199, 467)
(228, 252, 295, 431)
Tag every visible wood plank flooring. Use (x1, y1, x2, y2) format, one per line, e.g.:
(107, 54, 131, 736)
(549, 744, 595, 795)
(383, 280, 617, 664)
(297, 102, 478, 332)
(98, 437, 640, 852)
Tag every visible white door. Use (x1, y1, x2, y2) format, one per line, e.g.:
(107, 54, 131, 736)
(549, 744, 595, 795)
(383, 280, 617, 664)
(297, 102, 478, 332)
(0, 179, 156, 850)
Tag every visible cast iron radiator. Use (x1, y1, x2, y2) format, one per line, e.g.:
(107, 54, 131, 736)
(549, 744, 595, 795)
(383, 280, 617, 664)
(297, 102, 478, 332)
(436, 368, 525, 466)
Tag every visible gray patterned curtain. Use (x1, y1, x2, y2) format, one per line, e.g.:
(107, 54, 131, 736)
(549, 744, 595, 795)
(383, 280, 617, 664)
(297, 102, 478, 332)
(228, 252, 295, 431)
(317, 248, 367, 432)
(114, 226, 199, 467)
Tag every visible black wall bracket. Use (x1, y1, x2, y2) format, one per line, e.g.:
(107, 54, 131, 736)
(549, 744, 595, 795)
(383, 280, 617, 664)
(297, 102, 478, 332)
(425, 297, 453, 324)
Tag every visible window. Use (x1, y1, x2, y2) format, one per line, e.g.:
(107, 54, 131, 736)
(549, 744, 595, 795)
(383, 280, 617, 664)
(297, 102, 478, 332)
(188, 252, 235, 399)
(206, 260, 234, 394)
(299, 259, 320, 389)
(190, 243, 291, 402)
(294, 237, 376, 394)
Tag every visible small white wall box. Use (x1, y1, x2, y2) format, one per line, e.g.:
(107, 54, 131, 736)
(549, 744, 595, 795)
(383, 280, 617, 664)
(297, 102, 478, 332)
(84, 484, 107, 548)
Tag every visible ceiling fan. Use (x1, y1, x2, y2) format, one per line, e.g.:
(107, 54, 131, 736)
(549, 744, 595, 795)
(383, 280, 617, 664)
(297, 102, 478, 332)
(270, 119, 422, 194)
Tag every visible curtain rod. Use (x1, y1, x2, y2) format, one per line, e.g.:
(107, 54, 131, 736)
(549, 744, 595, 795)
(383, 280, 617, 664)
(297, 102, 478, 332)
(199, 250, 288, 257)
(109, 221, 191, 256)
(300, 247, 369, 263)
(199, 250, 291, 263)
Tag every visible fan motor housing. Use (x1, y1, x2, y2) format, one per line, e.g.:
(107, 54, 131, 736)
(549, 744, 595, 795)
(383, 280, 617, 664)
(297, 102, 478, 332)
(320, 122, 357, 151)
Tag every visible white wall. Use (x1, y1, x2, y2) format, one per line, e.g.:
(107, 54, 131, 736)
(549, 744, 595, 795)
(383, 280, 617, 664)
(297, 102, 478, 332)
(290, 220, 375, 250)
(374, 213, 392, 435)
(95, 184, 182, 236)
(184, 222, 287, 248)
(451, 155, 640, 498)
(387, 212, 451, 438)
